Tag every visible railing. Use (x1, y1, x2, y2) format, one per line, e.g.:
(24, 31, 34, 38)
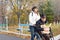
(0, 24, 30, 36)
(0, 24, 8, 31)
(17, 24, 30, 36)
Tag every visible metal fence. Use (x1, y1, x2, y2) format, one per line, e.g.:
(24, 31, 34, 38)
(0, 22, 30, 36)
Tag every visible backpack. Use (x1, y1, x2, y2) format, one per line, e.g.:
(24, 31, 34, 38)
(32, 12, 33, 16)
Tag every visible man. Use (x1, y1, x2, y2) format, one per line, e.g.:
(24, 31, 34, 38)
(29, 6, 40, 40)
(36, 14, 50, 40)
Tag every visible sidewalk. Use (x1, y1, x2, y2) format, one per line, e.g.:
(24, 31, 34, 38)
(54, 34, 60, 40)
(0, 34, 24, 40)
(0, 33, 60, 40)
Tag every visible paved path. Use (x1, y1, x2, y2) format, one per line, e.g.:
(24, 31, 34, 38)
(54, 34, 60, 40)
(0, 34, 25, 40)
(0, 34, 60, 40)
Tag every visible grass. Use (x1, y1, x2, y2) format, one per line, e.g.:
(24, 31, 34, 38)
(51, 23, 60, 36)
(8, 23, 60, 36)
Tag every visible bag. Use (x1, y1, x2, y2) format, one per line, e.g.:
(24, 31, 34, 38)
(41, 27, 50, 34)
(41, 25, 50, 34)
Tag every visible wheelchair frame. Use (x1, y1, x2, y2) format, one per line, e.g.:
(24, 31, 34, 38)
(33, 27, 54, 40)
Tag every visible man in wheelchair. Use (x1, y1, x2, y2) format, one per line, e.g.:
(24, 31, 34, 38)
(35, 14, 51, 40)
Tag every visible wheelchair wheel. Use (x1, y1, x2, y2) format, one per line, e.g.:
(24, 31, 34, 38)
(34, 32, 42, 40)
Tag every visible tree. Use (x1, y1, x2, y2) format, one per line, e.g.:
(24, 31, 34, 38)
(9, 0, 40, 25)
(39, 0, 54, 23)
(9, 0, 30, 25)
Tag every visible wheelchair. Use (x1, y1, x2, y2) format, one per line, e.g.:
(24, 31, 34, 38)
(33, 27, 54, 40)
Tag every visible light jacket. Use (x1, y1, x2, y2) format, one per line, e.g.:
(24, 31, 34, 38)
(29, 11, 40, 26)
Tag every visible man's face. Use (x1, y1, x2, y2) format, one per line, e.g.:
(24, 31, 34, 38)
(41, 17, 46, 22)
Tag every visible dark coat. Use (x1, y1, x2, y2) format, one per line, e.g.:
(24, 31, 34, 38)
(35, 19, 47, 31)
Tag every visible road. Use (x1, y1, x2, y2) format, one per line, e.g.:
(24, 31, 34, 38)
(0, 34, 25, 40)
(0, 34, 60, 40)
(54, 34, 60, 40)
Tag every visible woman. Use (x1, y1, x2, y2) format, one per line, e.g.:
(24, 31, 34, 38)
(29, 6, 40, 40)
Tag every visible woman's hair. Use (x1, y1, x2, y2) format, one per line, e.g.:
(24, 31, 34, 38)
(32, 6, 37, 11)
